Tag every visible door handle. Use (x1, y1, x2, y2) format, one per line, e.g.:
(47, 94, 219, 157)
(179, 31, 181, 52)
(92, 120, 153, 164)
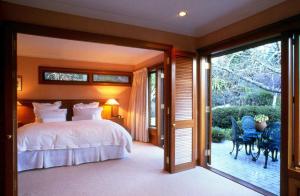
(172, 123, 176, 127)
(6, 134, 12, 140)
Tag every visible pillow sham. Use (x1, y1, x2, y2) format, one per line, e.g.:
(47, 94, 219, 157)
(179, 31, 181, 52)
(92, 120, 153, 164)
(32, 101, 61, 111)
(73, 107, 103, 120)
(36, 109, 67, 123)
(73, 102, 99, 109)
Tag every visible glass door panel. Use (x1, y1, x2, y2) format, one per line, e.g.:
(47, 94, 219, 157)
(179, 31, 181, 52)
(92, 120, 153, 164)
(209, 40, 282, 195)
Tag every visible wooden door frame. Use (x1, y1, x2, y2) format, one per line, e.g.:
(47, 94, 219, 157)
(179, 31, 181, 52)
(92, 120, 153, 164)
(1, 21, 173, 196)
(156, 68, 163, 147)
(1, 22, 18, 196)
(197, 14, 300, 196)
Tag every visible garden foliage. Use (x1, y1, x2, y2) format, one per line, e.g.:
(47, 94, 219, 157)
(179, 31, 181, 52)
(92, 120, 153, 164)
(212, 106, 280, 128)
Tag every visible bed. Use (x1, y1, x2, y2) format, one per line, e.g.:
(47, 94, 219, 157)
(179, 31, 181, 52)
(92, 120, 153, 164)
(17, 99, 132, 172)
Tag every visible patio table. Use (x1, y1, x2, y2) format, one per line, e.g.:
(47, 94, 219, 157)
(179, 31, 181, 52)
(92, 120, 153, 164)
(248, 122, 281, 168)
(248, 130, 263, 161)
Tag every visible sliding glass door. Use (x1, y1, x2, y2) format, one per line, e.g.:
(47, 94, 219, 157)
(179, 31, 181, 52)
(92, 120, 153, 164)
(206, 39, 282, 195)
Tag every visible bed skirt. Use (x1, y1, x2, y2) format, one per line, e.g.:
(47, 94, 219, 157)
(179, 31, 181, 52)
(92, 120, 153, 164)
(18, 145, 128, 172)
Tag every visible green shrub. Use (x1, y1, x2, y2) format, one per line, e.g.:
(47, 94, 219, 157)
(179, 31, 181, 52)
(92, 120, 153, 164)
(212, 107, 240, 129)
(223, 128, 232, 141)
(212, 127, 225, 143)
(244, 91, 274, 106)
(212, 106, 280, 128)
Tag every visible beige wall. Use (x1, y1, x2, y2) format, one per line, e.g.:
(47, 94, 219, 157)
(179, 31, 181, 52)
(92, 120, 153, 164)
(135, 53, 164, 71)
(196, 0, 300, 48)
(17, 56, 132, 121)
(0, 2, 196, 51)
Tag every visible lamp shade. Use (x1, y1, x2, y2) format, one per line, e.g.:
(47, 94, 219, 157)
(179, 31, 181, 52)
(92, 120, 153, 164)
(105, 98, 119, 106)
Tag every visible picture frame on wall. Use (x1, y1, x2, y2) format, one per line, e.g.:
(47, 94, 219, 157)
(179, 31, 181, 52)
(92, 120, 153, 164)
(17, 75, 22, 91)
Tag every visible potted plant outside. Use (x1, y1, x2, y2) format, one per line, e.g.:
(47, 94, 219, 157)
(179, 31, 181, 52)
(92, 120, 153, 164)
(254, 114, 269, 131)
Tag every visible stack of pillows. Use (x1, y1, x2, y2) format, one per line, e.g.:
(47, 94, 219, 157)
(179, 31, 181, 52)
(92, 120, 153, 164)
(72, 102, 103, 121)
(33, 101, 66, 123)
(32, 101, 102, 123)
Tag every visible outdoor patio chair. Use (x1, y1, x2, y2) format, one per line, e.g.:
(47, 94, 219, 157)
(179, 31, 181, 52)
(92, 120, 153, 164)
(241, 116, 258, 155)
(257, 122, 281, 168)
(230, 116, 254, 159)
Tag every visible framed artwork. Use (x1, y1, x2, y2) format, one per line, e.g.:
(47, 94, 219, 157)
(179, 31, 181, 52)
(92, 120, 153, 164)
(17, 75, 22, 91)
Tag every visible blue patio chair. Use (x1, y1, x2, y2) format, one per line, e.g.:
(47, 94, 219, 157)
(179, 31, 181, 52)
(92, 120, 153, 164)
(258, 122, 281, 168)
(268, 122, 281, 161)
(241, 116, 258, 155)
(230, 116, 254, 159)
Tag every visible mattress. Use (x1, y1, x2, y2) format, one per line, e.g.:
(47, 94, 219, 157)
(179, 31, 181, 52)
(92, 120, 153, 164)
(17, 119, 132, 171)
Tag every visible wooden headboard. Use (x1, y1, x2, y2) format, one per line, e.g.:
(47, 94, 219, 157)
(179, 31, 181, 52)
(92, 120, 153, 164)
(17, 99, 110, 124)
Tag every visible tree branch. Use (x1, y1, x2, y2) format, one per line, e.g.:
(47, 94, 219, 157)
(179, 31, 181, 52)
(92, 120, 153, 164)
(253, 58, 281, 74)
(214, 66, 281, 93)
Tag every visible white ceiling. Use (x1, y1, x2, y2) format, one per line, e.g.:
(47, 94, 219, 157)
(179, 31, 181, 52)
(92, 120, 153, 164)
(17, 33, 163, 65)
(5, 0, 285, 37)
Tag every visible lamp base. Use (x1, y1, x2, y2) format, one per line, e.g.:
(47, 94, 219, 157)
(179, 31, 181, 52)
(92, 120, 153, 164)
(111, 105, 119, 117)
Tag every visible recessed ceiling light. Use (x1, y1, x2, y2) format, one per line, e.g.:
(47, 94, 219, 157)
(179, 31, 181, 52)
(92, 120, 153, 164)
(178, 11, 187, 17)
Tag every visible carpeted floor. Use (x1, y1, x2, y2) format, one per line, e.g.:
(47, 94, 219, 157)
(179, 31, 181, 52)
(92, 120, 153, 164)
(18, 142, 261, 196)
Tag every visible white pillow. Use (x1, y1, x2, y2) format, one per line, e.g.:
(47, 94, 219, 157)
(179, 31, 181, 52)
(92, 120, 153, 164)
(41, 117, 66, 123)
(72, 115, 97, 121)
(32, 101, 62, 122)
(73, 107, 103, 120)
(73, 102, 99, 109)
(36, 109, 67, 123)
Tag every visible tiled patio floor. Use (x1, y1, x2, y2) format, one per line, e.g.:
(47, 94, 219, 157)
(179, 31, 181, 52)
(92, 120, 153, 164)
(211, 140, 280, 195)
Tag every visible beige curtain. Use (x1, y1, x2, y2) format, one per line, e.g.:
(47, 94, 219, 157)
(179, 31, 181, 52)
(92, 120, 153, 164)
(127, 68, 148, 142)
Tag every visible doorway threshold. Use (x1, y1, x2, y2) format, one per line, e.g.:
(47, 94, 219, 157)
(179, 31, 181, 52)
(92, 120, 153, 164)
(206, 166, 277, 196)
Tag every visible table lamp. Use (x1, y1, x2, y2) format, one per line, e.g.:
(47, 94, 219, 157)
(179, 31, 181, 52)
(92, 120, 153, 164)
(105, 98, 119, 117)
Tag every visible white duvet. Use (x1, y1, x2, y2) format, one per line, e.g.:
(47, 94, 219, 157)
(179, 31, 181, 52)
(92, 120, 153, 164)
(17, 120, 132, 153)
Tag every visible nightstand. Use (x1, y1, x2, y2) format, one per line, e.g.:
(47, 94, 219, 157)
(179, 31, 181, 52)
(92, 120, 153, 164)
(109, 117, 124, 127)
(109, 117, 129, 131)
(17, 121, 24, 128)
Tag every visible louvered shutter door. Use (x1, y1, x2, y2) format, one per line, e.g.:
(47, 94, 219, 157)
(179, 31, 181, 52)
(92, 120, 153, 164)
(170, 50, 197, 173)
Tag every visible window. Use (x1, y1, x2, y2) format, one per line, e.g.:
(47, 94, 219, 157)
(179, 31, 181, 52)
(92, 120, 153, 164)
(149, 71, 157, 127)
(148, 65, 165, 147)
(44, 72, 88, 82)
(39, 66, 132, 86)
(93, 74, 130, 84)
